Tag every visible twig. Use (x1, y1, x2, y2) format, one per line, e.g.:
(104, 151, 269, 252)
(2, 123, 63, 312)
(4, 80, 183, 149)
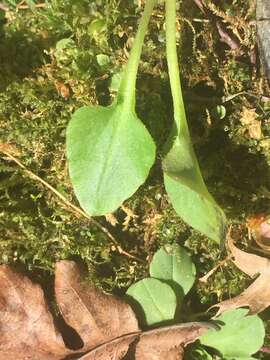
(17, 3, 47, 9)
(16, 1, 47, 9)
(199, 255, 232, 283)
(0, 149, 145, 263)
(192, 0, 206, 14)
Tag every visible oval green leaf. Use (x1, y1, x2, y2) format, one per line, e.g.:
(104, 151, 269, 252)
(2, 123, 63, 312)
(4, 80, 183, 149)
(199, 308, 265, 358)
(67, 104, 155, 216)
(66, 0, 157, 216)
(150, 244, 196, 295)
(126, 278, 177, 327)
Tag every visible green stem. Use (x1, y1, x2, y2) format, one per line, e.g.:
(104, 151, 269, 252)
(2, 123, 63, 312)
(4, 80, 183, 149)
(165, 0, 189, 135)
(117, 0, 156, 111)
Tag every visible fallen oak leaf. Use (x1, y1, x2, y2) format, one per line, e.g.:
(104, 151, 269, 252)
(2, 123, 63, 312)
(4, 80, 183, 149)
(78, 322, 210, 360)
(77, 333, 139, 360)
(55, 261, 211, 359)
(0, 261, 211, 360)
(0, 261, 139, 360)
(55, 260, 139, 351)
(213, 234, 270, 315)
(226, 233, 270, 277)
(0, 265, 70, 360)
(135, 322, 209, 360)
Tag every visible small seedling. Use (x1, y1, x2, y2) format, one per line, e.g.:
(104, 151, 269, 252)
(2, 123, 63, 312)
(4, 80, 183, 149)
(199, 308, 265, 359)
(126, 244, 265, 359)
(66, 0, 156, 216)
(126, 277, 177, 327)
(161, 0, 226, 243)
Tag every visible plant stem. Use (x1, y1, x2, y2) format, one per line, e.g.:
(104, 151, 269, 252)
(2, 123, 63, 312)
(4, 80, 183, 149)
(165, 0, 189, 134)
(118, 0, 156, 111)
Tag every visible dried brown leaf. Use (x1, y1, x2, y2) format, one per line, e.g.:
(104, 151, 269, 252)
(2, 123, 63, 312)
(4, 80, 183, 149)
(54, 80, 71, 99)
(0, 265, 69, 360)
(135, 323, 209, 360)
(0, 142, 21, 156)
(55, 261, 139, 351)
(105, 213, 119, 226)
(247, 215, 270, 252)
(78, 322, 209, 360)
(77, 333, 139, 360)
(0, 261, 211, 360)
(214, 235, 270, 315)
(240, 108, 262, 140)
(226, 234, 270, 277)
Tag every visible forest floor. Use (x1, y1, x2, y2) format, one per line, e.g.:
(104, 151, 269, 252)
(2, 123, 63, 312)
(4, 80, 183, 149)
(0, 0, 270, 358)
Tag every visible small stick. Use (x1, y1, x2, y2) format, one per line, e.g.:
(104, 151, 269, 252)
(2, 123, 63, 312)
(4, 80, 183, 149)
(192, 0, 206, 14)
(0, 149, 145, 263)
(199, 255, 232, 283)
(16, 1, 47, 9)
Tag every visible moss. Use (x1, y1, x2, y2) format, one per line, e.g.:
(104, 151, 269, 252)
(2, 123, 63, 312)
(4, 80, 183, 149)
(0, 2, 270, 351)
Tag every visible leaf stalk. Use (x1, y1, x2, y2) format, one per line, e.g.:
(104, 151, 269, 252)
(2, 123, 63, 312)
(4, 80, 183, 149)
(165, 0, 189, 135)
(118, 0, 157, 111)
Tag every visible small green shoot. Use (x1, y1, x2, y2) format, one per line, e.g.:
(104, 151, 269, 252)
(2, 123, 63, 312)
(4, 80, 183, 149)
(162, 0, 226, 243)
(126, 245, 265, 358)
(66, 0, 156, 216)
(150, 243, 196, 295)
(127, 244, 195, 326)
(186, 346, 213, 360)
(126, 278, 177, 327)
(199, 308, 265, 359)
(211, 105, 226, 120)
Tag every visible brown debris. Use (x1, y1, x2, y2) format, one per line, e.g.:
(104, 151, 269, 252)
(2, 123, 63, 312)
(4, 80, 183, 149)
(77, 333, 139, 360)
(0, 266, 69, 360)
(54, 80, 71, 99)
(214, 234, 270, 315)
(240, 108, 262, 140)
(0, 261, 210, 359)
(216, 21, 240, 50)
(55, 260, 139, 351)
(135, 323, 208, 360)
(247, 214, 270, 252)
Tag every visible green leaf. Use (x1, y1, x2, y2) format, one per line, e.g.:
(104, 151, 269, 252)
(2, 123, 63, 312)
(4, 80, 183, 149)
(163, 163, 226, 243)
(187, 346, 213, 359)
(163, 0, 226, 243)
(199, 309, 265, 358)
(66, 0, 157, 216)
(149, 244, 196, 295)
(211, 105, 226, 120)
(109, 72, 122, 92)
(66, 104, 155, 215)
(88, 19, 107, 37)
(96, 54, 110, 67)
(126, 278, 177, 327)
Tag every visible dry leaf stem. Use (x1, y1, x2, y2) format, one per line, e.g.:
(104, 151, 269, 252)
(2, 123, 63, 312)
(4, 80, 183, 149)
(0, 149, 145, 263)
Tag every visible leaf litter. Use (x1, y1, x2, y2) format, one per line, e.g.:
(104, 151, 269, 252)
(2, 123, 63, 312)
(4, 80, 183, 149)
(0, 260, 210, 360)
(213, 233, 270, 315)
